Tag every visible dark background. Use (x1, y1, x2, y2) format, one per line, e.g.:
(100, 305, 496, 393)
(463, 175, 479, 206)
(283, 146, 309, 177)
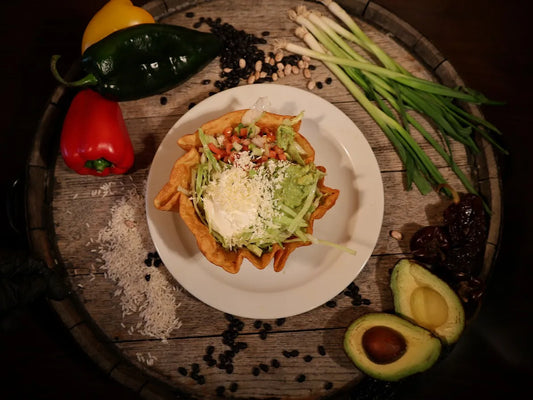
(1, 0, 531, 399)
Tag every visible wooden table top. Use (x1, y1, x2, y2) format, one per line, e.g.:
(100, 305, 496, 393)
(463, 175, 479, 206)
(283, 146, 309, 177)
(23, 1, 507, 399)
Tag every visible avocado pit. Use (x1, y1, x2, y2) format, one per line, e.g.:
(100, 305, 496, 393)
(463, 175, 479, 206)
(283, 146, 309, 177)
(362, 326, 407, 364)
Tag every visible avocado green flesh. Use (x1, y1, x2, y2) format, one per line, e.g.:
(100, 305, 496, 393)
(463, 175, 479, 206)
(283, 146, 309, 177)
(391, 259, 465, 345)
(344, 313, 441, 382)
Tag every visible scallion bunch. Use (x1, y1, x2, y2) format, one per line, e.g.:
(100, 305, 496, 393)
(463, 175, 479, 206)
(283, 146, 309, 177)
(277, 0, 505, 198)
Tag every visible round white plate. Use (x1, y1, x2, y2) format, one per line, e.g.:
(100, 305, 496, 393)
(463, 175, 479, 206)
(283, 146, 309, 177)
(146, 84, 384, 319)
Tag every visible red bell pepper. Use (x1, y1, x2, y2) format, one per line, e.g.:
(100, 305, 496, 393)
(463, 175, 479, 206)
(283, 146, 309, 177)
(60, 89, 134, 176)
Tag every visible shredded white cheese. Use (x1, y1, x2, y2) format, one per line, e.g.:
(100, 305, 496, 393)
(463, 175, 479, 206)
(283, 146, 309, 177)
(202, 159, 289, 248)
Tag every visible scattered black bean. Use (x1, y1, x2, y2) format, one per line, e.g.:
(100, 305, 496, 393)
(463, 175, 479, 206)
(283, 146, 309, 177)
(206, 345, 215, 355)
(185, 11, 195, 18)
(193, 21, 202, 29)
(275, 318, 286, 326)
(159, 96, 168, 105)
(259, 329, 268, 340)
(144, 274, 151, 281)
(261, 31, 270, 36)
(259, 363, 269, 372)
(188, 102, 196, 109)
(316, 81, 324, 89)
(362, 298, 371, 305)
(229, 382, 239, 392)
(215, 385, 225, 396)
(289, 349, 299, 357)
(178, 367, 187, 376)
(144, 258, 152, 267)
(309, 64, 317, 70)
(225, 364, 234, 374)
(325, 300, 336, 308)
(197, 375, 206, 385)
(303, 355, 313, 362)
(263, 322, 272, 331)
(271, 358, 280, 368)
(318, 345, 326, 356)
(325, 77, 333, 84)
(253, 320, 262, 329)
(324, 381, 333, 390)
(296, 374, 306, 383)
(191, 363, 200, 373)
(282, 350, 291, 358)
(252, 366, 260, 376)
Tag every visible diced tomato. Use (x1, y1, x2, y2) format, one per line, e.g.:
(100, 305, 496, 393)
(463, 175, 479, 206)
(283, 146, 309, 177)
(223, 126, 233, 137)
(239, 127, 248, 138)
(225, 141, 233, 154)
(208, 143, 225, 160)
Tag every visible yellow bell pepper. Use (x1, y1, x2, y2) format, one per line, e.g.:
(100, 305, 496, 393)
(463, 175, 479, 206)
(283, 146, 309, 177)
(81, 0, 155, 53)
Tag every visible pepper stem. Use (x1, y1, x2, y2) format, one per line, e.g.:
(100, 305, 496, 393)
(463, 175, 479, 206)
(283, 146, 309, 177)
(50, 55, 98, 87)
(85, 158, 113, 173)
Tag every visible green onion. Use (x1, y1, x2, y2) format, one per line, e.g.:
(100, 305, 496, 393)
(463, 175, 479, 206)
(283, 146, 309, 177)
(281, 3, 505, 204)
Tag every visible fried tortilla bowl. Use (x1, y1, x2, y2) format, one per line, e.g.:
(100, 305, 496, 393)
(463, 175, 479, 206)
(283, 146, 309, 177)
(154, 109, 339, 274)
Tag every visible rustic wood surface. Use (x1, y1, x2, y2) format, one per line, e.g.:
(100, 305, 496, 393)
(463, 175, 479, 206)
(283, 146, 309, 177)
(26, 0, 501, 399)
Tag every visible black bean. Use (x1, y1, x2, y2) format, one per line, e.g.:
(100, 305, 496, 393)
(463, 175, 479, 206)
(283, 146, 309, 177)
(259, 329, 268, 340)
(144, 274, 151, 281)
(229, 382, 239, 392)
(159, 96, 168, 105)
(215, 386, 225, 396)
(185, 12, 194, 18)
(303, 355, 313, 362)
(144, 258, 152, 267)
(197, 375, 206, 385)
(193, 21, 202, 29)
(259, 363, 269, 372)
(225, 364, 234, 374)
(282, 350, 291, 358)
(188, 102, 196, 110)
(324, 381, 333, 390)
(153, 258, 162, 267)
(325, 300, 336, 308)
(275, 318, 286, 326)
(207, 359, 217, 367)
(318, 345, 326, 356)
(351, 297, 361, 305)
(206, 345, 215, 355)
(252, 366, 260, 376)
(296, 374, 306, 382)
(309, 64, 317, 70)
(236, 342, 248, 350)
(263, 322, 272, 331)
(325, 77, 333, 84)
(178, 367, 187, 376)
(191, 363, 200, 372)
(316, 81, 324, 89)
(271, 358, 280, 368)
(363, 298, 371, 305)
(261, 31, 270, 36)
(289, 349, 299, 357)
(253, 320, 262, 329)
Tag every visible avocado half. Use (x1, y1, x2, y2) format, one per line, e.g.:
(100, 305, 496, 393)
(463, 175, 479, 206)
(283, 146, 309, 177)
(344, 313, 441, 381)
(391, 259, 465, 345)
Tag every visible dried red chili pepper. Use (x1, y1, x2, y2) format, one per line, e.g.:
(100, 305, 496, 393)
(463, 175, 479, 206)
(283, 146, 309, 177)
(60, 89, 134, 176)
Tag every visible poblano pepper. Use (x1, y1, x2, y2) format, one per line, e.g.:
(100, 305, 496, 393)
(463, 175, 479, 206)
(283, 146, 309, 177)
(51, 23, 221, 101)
